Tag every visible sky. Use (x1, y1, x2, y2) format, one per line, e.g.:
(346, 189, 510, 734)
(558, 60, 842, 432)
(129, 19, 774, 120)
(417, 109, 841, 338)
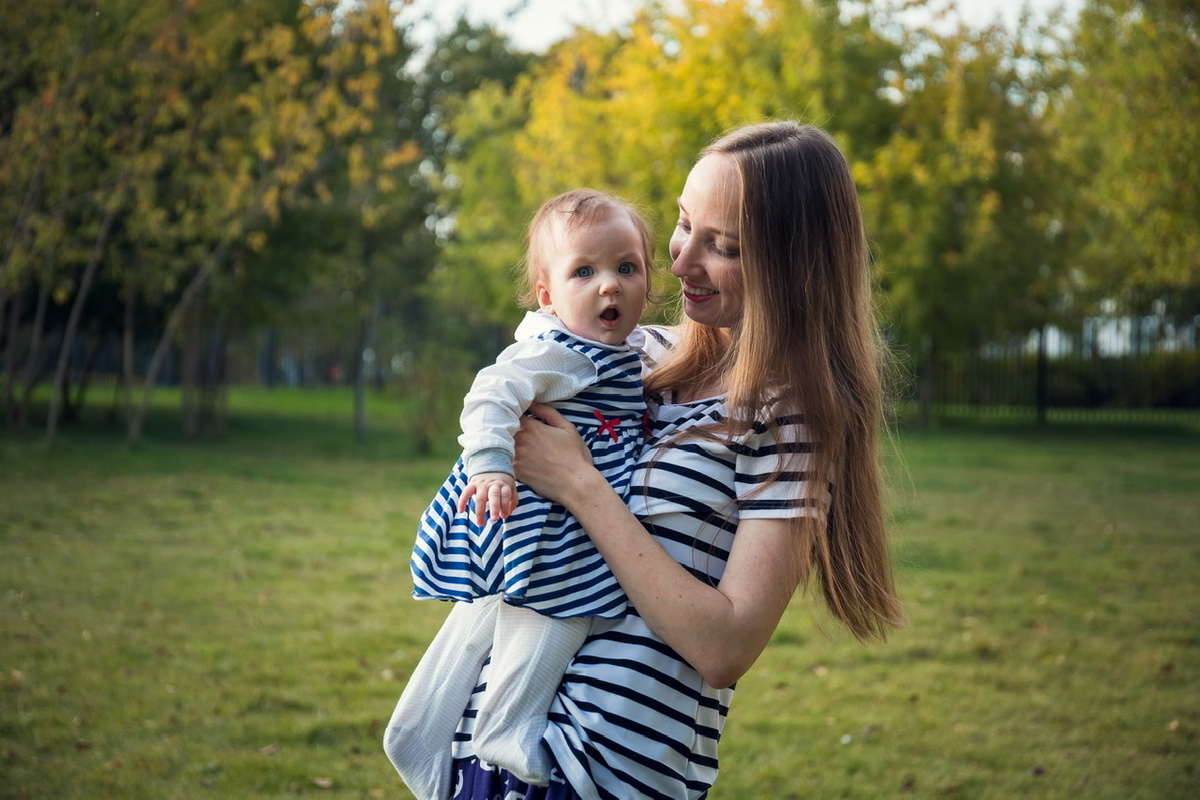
(405, 0, 1085, 53)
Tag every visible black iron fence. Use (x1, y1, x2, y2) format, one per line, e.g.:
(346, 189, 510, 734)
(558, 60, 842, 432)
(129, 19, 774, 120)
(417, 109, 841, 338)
(921, 321, 1200, 425)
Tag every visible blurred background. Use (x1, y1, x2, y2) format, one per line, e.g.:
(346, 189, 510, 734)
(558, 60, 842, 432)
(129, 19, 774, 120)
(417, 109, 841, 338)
(2, 0, 1196, 443)
(3, 5, 1198, 798)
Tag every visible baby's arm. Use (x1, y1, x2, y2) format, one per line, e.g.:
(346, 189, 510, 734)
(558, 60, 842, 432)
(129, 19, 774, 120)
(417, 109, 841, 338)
(457, 471, 518, 526)
(456, 330, 598, 525)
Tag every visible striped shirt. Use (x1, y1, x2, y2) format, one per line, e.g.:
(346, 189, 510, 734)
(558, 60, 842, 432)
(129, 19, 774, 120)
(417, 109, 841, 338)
(451, 342, 826, 798)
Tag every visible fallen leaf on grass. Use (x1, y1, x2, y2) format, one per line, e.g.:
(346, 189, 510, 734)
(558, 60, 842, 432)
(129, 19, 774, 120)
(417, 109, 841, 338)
(312, 777, 334, 789)
(259, 744, 278, 755)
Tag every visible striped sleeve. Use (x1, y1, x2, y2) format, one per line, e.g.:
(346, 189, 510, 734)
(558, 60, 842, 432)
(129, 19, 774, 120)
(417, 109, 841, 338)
(734, 412, 830, 520)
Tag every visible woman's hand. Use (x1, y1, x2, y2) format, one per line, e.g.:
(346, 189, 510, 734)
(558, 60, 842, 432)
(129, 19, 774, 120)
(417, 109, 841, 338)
(512, 402, 596, 503)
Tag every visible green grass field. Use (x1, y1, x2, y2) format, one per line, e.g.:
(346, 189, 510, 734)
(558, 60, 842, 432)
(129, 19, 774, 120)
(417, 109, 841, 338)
(2, 390, 1197, 798)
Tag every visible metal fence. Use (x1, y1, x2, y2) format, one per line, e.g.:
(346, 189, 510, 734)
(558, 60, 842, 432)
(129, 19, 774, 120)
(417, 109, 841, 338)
(922, 319, 1200, 425)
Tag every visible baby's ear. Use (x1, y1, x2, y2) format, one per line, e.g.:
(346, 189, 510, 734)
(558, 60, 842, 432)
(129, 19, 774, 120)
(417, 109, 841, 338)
(535, 282, 554, 313)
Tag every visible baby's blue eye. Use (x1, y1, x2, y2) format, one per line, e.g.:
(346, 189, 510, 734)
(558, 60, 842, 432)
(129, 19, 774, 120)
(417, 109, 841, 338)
(574, 266, 594, 278)
(618, 263, 636, 274)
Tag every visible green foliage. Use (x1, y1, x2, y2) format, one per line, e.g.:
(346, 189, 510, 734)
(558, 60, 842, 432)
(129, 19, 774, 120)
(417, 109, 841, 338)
(443, 0, 905, 322)
(433, 0, 1194, 361)
(1, 396, 1197, 798)
(857, 14, 1075, 353)
(434, 81, 533, 327)
(1062, 0, 1200, 293)
(0, 0, 419, 441)
(4, 0, 1197, 444)
(427, 20, 540, 327)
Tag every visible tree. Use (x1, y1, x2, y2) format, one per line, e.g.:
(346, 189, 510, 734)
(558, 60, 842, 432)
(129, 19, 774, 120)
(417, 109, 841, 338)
(435, 81, 533, 328)
(0, 0, 194, 439)
(418, 17, 536, 329)
(1062, 0, 1200, 297)
(500, 0, 902, 313)
(0, 0, 427, 441)
(855, 13, 1075, 424)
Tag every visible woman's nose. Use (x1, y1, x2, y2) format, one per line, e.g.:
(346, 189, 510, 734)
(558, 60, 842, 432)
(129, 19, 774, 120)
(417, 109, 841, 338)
(670, 236, 695, 277)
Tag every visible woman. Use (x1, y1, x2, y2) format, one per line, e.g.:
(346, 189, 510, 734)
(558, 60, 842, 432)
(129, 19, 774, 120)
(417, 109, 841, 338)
(399, 121, 903, 799)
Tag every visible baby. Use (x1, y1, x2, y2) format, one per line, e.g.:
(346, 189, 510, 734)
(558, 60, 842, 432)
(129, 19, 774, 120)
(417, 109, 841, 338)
(387, 188, 654, 798)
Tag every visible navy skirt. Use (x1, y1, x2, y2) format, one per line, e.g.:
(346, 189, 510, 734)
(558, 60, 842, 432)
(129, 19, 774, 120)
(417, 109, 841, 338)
(450, 756, 581, 800)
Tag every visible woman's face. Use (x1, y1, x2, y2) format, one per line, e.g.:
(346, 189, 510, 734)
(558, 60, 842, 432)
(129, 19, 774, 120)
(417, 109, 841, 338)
(668, 154, 744, 330)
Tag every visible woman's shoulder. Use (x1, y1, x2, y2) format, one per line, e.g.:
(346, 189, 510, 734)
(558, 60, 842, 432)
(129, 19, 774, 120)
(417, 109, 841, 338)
(642, 324, 681, 347)
(634, 325, 681, 374)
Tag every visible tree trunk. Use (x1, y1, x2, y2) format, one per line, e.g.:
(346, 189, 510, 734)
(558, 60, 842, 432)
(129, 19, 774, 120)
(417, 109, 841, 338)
(263, 329, 278, 388)
(0, 291, 7, 417)
(917, 338, 938, 431)
(66, 334, 106, 423)
(351, 228, 379, 444)
(181, 304, 203, 438)
(200, 323, 229, 436)
(17, 280, 52, 428)
(2, 290, 24, 426)
(1036, 324, 1048, 427)
(128, 256, 219, 443)
(117, 283, 139, 424)
(47, 200, 120, 444)
(352, 305, 374, 443)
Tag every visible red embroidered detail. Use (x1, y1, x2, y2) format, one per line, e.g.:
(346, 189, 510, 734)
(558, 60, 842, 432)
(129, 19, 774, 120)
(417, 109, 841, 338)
(641, 410, 653, 439)
(593, 411, 619, 442)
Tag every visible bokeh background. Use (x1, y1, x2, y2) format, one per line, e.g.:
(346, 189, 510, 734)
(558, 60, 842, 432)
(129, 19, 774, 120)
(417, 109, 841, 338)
(2, 1, 1197, 798)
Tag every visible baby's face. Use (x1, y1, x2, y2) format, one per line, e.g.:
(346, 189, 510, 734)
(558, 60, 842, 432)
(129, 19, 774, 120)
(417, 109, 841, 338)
(535, 213, 649, 345)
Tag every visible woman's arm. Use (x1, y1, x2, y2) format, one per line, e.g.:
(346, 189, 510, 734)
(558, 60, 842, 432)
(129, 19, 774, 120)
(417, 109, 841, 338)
(514, 403, 812, 689)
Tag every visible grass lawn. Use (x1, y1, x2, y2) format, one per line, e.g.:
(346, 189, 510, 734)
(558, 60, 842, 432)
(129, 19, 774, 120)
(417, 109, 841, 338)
(1, 390, 1197, 798)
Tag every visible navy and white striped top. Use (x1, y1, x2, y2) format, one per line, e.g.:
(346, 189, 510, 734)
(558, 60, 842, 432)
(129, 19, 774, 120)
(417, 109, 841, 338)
(411, 312, 647, 619)
(451, 346, 827, 798)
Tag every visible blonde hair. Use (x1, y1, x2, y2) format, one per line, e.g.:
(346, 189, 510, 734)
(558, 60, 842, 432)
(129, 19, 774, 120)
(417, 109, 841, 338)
(646, 122, 902, 640)
(516, 188, 656, 308)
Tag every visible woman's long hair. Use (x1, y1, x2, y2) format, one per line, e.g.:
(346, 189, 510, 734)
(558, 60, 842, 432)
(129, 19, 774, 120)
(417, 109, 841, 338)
(646, 122, 902, 640)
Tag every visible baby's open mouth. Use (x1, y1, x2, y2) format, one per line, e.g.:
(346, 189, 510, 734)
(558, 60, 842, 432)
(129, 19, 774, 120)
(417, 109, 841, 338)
(600, 307, 620, 321)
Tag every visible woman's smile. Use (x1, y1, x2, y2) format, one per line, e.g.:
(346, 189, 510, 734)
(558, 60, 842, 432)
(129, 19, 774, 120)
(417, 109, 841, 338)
(681, 283, 718, 302)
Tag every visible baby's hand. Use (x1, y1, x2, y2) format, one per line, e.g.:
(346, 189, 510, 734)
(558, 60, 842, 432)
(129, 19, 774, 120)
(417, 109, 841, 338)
(457, 471, 518, 526)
